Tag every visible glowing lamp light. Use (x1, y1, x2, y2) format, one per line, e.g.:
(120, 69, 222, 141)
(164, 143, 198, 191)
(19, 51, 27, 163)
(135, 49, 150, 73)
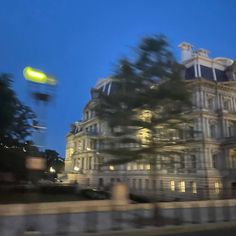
(23, 66, 57, 85)
(109, 165, 114, 171)
(49, 166, 56, 173)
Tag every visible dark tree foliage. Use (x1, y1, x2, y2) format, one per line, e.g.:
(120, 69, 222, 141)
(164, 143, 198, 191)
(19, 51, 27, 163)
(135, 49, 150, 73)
(94, 35, 194, 167)
(0, 74, 36, 144)
(44, 149, 64, 173)
(0, 74, 36, 180)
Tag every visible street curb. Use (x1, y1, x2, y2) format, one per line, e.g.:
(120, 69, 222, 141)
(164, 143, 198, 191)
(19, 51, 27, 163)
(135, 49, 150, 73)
(80, 221, 236, 236)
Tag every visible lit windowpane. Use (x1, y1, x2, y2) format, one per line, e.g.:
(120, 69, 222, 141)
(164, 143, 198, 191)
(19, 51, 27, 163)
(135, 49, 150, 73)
(170, 180, 175, 191)
(146, 164, 151, 170)
(191, 182, 197, 193)
(215, 182, 221, 194)
(179, 181, 185, 192)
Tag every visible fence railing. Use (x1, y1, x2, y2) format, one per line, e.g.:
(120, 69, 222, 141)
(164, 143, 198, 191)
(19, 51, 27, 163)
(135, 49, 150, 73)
(0, 198, 236, 235)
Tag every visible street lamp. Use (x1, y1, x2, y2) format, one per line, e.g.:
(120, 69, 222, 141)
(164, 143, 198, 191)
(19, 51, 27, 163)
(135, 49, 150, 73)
(23, 66, 57, 85)
(23, 66, 57, 184)
(50, 167, 56, 173)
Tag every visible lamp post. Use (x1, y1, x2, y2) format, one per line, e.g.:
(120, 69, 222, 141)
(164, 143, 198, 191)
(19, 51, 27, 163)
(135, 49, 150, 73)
(23, 66, 57, 184)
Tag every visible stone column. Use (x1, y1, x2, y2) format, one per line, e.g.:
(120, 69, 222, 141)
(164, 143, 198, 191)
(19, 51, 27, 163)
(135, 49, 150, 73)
(112, 183, 129, 204)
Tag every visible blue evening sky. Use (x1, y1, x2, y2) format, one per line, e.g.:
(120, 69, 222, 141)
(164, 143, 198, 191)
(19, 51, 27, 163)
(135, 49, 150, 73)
(1, 0, 236, 156)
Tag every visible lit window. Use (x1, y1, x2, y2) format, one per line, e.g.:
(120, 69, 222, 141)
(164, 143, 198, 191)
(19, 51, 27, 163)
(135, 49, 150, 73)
(146, 163, 151, 170)
(214, 182, 221, 194)
(191, 182, 197, 193)
(127, 163, 131, 170)
(179, 181, 185, 192)
(137, 128, 151, 144)
(170, 180, 175, 191)
(139, 163, 144, 170)
(140, 110, 152, 122)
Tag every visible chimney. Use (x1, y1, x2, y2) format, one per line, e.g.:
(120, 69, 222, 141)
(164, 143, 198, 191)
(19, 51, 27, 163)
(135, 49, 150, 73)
(195, 48, 209, 58)
(178, 42, 194, 62)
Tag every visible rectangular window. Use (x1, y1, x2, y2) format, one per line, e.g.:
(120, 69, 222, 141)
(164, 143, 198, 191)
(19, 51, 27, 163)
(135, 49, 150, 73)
(191, 155, 197, 171)
(207, 97, 214, 110)
(146, 163, 151, 170)
(139, 163, 144, 170)
(232, 156, 236, 169)
(212, 154, 218, 169)
(160, 180, 164, 191)
(138, 179, 142, 190)
(88, 157, 92, 170)
(170, 180, 175, 191)
(145, 179, 149, 190)
(191, 182, 197, 193)
(152, 180, 156, 190)
(228, 121, 236, 137)
(179, 181, 185, 192)
(223, 99, 230, 110)
(210, 124, 216, 138)
(215, 182, 221, 194)
(127, 163, 131, 170)
(94, 123, 97, 133)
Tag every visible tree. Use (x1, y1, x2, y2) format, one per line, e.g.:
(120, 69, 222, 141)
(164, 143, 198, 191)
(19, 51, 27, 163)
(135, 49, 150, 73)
(0, 74, 36, 145)
(44, 149, 64, 173)
(0, 73, 36, 180)
(94, 35, 194, 170)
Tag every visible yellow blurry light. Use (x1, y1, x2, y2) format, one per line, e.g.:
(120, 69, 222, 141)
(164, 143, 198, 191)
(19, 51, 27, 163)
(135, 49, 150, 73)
(47, 76, 57, 85)
(23, 66, 57, 85)
(23, 67, 47, 84)
(109, 165, 115, 171)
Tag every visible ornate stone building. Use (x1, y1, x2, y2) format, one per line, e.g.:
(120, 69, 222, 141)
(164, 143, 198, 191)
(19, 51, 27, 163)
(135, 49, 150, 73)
(65, 42, 236, 200)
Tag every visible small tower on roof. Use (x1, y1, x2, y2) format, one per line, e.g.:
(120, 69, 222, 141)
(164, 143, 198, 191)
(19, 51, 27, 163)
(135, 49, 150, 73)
(178, 42, 194, 62)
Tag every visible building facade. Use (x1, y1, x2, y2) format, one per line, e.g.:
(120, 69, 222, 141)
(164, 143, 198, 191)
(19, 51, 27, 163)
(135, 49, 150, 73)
(65, 42, 236, 200)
